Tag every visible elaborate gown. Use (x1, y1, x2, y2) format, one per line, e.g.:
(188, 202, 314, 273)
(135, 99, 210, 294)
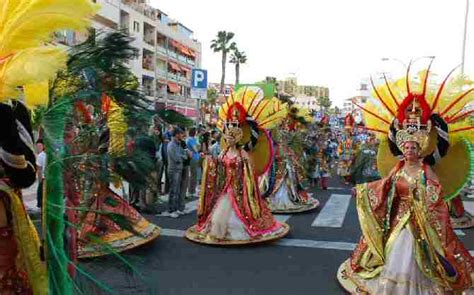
(338, 163, 473, 294)
(338, 138, 354, 180)
(77, 183, 161, 258)
(266, 144, 319, 213)
(186, 149, 289, 244)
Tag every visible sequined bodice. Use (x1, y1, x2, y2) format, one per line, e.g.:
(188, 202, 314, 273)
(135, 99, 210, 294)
(221, 152, 242, 184)
(390, 168, 424, 224)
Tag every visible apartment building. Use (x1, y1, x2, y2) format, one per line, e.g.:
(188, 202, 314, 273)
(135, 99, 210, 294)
(277, 77, 330, 111)
(56, 0, 203, 118)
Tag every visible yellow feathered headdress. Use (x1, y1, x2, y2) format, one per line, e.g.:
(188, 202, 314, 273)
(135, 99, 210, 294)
(217, 87, 288, 175)
(0, 0, 98, 107)
(357, 59, 473, 199)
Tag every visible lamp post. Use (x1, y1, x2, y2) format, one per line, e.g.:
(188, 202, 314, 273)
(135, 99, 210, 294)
(461, 0, 470, 76)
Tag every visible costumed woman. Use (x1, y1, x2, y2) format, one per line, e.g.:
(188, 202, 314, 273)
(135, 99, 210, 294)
(185, 87, 290, 245)
(350, 133, 381, 185)
(338, 114, 355, 184)
(52, 33, 162, 259)
(337, 61, 474, 294)
(264, 105, 320, 213)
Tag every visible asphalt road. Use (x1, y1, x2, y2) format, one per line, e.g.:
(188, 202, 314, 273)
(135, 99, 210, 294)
(77, 176, 474, 295)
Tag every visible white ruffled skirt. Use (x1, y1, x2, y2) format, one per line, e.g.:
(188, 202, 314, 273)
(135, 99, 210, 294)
(361, 228, 445, 294)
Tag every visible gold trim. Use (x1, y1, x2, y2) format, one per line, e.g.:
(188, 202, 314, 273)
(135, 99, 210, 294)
(184, 223, 290, 246)
(270, 199, 319, 214)
(0, 148, 27, 169)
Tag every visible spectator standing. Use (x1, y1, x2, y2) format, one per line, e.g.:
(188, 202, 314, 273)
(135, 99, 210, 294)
(163, 127, 191, 218)
(210, 130, 221, 158)
(186, 128, 200, 198)
(160, 125, 174, 194)
(36, 140, 46, 209)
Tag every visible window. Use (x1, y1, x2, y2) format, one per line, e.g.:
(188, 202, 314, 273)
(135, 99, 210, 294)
(133, 21, 140, 32)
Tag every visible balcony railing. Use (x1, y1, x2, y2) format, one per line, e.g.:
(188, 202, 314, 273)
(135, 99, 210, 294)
(157, 45, 167, 54)
(178, 76, 190, 84)
(167, 94, 186, 101)
(122, 0, 157, 21)
(156, 68, 167, 77)
(143, 87, 155, 97)
(144, 38, 155, 47)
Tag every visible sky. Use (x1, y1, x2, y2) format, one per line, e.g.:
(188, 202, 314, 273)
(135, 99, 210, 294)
(150, 0, 473, 106)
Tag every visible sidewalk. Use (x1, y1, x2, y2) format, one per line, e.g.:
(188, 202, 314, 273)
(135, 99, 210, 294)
(21, 182, 41, 218)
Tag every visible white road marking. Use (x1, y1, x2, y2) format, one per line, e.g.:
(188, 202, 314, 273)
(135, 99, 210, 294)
(470, 250, 474, 256)
(463, 201, 474, 216)
(312, 194, 352, 228)
(327, 187, 349, 191)
(160, 228, 356, 251)
(275, 238, 356, 251)
(454, 230, 465, 236)
(161, 228, 186, 237)
(185, 199, 199, 212)
(274, 215, 291, 223)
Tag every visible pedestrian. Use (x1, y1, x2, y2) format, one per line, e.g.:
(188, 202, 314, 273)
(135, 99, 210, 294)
(210, 130, 221, 158)
(162, 127, 192, 218)
(160, 124, 174, 194)
(186, 127, 200, 198)
(36, 139, 46, 209)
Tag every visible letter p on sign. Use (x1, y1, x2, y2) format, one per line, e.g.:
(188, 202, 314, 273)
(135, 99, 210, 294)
(192, 69, 207, 89)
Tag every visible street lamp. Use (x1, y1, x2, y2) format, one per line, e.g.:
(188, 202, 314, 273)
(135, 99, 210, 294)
(461, 0, 470, 76)
(381, 56, 435, 70)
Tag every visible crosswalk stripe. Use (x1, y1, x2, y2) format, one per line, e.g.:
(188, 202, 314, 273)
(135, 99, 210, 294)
(463, 201, 474, 216)
(274, 215, 291, 223)
(275, 238, 356, 251)
(311, 194, 351, 228)
(160, 228, 356, 251)
(327, 187, 349, 191)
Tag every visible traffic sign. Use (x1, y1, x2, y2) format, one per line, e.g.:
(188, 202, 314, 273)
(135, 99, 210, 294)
(191, 69, 208, 89)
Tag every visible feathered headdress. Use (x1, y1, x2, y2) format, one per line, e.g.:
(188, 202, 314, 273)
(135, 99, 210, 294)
(0, 0, 98, 107)
(217, 87, 288, 175)
(356, 59, 474, 200)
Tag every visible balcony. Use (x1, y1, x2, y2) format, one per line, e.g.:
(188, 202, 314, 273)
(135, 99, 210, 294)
(121, 0, 157, 21)
(156, 44, 167, 54)
(144, 37, 155, 47)
(178, 55, 187, 63)
(167, 94, 186, 101)
(143, 87, 155, 97)
(178, 75, 190, 84)
(167, 73, 178, 82)
(156, 68, 167, 78)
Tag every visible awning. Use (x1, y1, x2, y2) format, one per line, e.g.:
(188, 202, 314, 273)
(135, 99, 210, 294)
(187, 48, 196, 58)
(169, 39, 180, 48)
(180, 65, 191, 74)
(168, 61, 181, 72)
(167, 82, 180, 93)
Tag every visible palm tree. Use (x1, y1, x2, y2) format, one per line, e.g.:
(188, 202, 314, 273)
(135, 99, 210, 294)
(210, 31, 236, 94)
(230, 48, 247, 86)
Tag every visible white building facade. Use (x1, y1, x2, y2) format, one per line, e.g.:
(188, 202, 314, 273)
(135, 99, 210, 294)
(59, 0, 203, 118)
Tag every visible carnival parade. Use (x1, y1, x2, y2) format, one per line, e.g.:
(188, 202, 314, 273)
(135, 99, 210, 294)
(0, 0, 473, 294)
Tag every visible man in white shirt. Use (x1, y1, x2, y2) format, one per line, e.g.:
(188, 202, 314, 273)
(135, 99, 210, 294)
(36, 140, 46, 209)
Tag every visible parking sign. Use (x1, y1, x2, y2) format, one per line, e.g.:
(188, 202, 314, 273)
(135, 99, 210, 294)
(191, 69, 207, 99)
(192, 69, 207, 89)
